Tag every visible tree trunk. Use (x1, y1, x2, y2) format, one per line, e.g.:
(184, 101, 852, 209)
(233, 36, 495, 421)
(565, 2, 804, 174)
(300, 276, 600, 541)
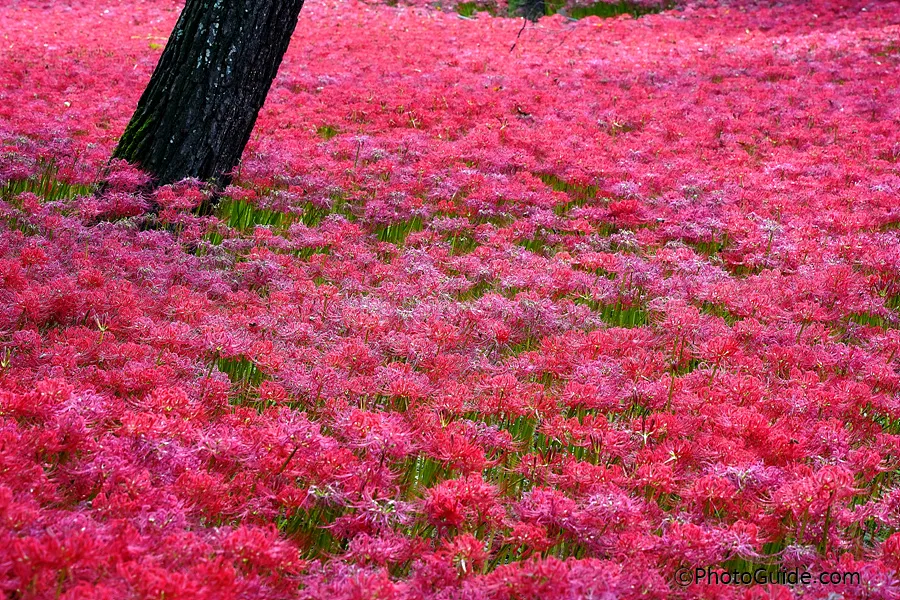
(113, 0, 305, 188)
(520, 0, 545, 21)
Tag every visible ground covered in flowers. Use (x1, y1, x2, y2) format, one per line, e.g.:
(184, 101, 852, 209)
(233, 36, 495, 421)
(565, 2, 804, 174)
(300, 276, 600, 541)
(2, 0, 900, 598)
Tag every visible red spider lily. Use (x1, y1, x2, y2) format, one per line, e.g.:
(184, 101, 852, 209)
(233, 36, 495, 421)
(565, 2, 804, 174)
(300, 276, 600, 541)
(2, 0, 900, 596)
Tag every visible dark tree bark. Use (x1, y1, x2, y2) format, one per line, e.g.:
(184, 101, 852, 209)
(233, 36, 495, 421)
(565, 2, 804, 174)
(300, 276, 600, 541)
(113, 0, 305, 188)
(520, 0, 545, 21)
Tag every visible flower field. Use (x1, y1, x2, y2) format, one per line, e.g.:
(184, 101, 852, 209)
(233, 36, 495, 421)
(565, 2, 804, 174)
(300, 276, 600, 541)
(2, 0, 900, 597)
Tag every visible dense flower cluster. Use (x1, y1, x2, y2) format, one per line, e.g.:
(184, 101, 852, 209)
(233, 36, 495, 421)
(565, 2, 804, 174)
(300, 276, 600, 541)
(2, 0, 900, 597)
